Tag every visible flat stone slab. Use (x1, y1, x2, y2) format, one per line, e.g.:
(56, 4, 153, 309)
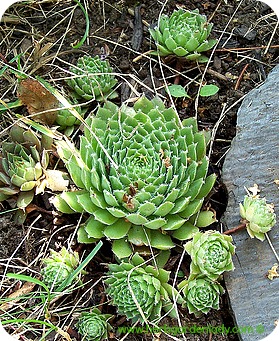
(222, 65, 279, 340)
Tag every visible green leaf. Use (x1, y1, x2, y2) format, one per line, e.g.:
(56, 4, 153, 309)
(104, 219, 131, 239)
(164, 36, 177, 51)
(196, 173, 216, 199)
(172, 46, 188, 57)
(16, 190, 34, 208)
(77, 192, 98, 214)
(196, 210, 217, 227)
(163, 215, 186, 231)
(149, 230, 175, 250)
(167, 84, 190, 98)
(180, 199, 203, 219)
(199, 84, 219, 97)
(60, 190, 85, 212)
(128, 225, 149, 246)
(93, 209, 119, 225)
(52, 195, 76, 214)
(144, 217, 167, 229)
(112, 239, 133, 259)
(77, 225, 98, 243)
(6, 273, 50, 297)
(57, 241, 103, 291)
(84, 216, 105, 238)
(172, 222, 199, 240)
(126, 213, 148, 225)
(153, 201, 175, 216)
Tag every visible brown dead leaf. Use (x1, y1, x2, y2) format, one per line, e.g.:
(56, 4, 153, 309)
(18, 79, 58, 125)
(267, 263, 279, 280)
(0, 281, 36, 311)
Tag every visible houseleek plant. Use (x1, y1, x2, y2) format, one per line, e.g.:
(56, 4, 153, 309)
(0, 125, 50, 211)
(184, 230, 235, 281)
(53, 96, 216, 258)
(41, 247, 80, 290)
(104, 253, 182, 323)
(240, 195, 276, 241)
(67, 55, 118, 101)
(0, 124, 68, 222)
(77, 308, 112, 341)
(178, 274, 224, 317)
(149, 8, 217, 61)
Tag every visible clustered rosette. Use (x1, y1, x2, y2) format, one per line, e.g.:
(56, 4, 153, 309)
(76, 308, 112, 341)
(67, 55, 118, 101)
(184, 230, 235, 280)
(0, 125, 52, 207)
(178, 274, 224, 317)
(240, 195, 276, 241)
(104, 253, 182, 323)
(41, 247, 80, 290)
(53, 96, 216, 258)
(149, 8, 217, 61)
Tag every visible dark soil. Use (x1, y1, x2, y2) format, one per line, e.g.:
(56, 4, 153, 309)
(0, 0, 278, 340)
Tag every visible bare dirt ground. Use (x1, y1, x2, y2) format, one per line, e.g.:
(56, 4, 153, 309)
(0, 0, 278, 340)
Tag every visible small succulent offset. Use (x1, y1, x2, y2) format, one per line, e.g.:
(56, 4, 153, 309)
(77, 308, 112, 341)
(0, 125, 51, 208)
(104, 253, 182, 323)
(53, 96, 216, 258)
(0, 124, 68, 222)
(240, 194, 276, 241)
(67, 55, 118, 101)
(54, 96, 84, 128)
(149, 8, 217, 61)
(178, 275, 224, 317)
(41, 247, 80, 290)
(184, 230, 235, 281)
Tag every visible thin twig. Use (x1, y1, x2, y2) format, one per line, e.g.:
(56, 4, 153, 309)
(223, 223, 247, 235)
(234, 63, 249, 90)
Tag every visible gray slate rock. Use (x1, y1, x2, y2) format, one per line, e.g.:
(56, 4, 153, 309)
(222, 65, 279, 340)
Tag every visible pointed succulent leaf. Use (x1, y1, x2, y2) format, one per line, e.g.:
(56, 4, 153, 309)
(172, 222, 199, 240)
(128, 225, 149, 246)
(104, 219, 132, 239)
(52, 195, 76, 214)
(77, 225, 99, 243)
(112, 238, 133, 259)
(84, 216, 105, 239)
(17, 190, 35, 208)
(149, 230, 175, 250)
(59, 190, 86, 213)
(195, 210, 217, 227)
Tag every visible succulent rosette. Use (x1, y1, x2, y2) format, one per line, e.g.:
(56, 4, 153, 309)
(240, 195, 276, 241)
(77, 308, 112, 341)
(0, 125, 52, 206)
(0, 125, 68, 223)
(178, 275, 224, 317)
(67, 55, 118, 101)
(149, 9, 217, 61)
(53, 96, 216, 258)
(104, 253, 182, 323)
(41, 247, 80, 290)
(55, 97, 85, 135)
(184, 230, 235, 280)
